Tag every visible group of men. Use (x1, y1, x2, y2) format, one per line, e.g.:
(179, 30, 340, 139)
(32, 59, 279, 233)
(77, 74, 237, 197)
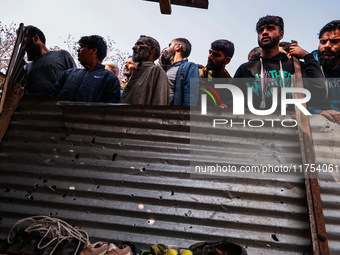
(23, 15, 340, 122)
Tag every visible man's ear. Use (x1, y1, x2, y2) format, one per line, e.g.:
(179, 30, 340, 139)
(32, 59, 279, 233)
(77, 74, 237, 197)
(174, 43, 182, 52)
(279, 31, 284, 40)
(149, 45, 156, 59)
(224, 57, 231, 65)
(90, 48, 98, 56)
(32, 34, 40, 43)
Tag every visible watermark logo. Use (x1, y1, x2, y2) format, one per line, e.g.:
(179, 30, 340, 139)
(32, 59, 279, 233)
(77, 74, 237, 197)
(200, 84, 311, 116)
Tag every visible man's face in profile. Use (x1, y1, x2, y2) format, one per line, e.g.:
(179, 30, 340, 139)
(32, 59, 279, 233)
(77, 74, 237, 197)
(123, 57, 137, 77)
(24, 33, 41, 61)
(206, 48, 228, 71)
(132, 37, 150, 63)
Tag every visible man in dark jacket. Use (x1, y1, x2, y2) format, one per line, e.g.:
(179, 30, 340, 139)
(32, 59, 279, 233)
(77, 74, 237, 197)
(24, 25, 76, 96)
(199, 39, 234, 107)
(161, 38, 199, 106)
(49, 35, 120, 103)
(233, 15, 325, 111)
(308, 20, 340, 123)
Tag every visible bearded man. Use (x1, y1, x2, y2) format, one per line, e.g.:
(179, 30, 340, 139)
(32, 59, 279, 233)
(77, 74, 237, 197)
(120, 35, 169, 105)
(161, 38, 199, 105)
(233, 15, 325, 110)
(121, 56, 137, 91)
(24, 25, 76, 96)
(199, 40, 234, 79)
(308, 20, 340, 123)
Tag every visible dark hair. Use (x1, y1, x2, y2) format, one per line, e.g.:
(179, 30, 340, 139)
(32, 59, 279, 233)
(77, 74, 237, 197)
(256, 15, 284, 32)
(140, 35, 161, 60)
(173, 38, 192, 58)
(248, 46, 262, 60)
(211, 39, 235, 58)
(319, 20, 340, 39)
(78, 35, 107, 62)
(279, 41, 291, 53)
(25, 25, 46, 44)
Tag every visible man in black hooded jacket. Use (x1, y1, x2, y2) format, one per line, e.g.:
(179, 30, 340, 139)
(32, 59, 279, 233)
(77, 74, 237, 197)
(232, 15, 325, 111)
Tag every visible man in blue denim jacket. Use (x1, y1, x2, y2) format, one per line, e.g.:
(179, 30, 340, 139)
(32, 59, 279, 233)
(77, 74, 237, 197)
(49, 35, 120, 103)
(161, 38, 199, 106)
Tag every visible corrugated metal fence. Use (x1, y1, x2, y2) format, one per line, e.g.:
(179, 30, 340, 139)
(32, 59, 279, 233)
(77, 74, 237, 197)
(310, 115, 340, 255)
(0, 97, 320, 254)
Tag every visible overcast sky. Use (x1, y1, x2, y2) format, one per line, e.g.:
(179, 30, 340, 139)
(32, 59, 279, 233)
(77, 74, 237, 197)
(0, 0, 339, 75)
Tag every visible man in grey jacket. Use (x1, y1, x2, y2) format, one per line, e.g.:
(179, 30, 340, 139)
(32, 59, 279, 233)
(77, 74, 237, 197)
(120, 35, 170, 105)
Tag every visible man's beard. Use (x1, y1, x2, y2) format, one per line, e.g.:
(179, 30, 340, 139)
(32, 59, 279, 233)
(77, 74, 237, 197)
(206, 59, 217, 70)
(318, 49, 340, 67)
(25, 39, 41, 61)
(123, 68, 132, 77)
(160, 50, 174, 67)
(258, 35, 280, 49)
(132, 48, 149, 63)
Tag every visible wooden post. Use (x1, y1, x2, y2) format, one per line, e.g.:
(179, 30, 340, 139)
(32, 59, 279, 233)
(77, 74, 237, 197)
(159, 0, 171, 14)
(0, 82, 24, 143)
(292, 48, 329, 255)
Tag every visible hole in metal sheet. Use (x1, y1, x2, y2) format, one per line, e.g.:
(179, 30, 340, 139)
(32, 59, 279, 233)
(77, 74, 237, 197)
(96, 186, 100, 189)
(62, 193, 67, 198)
(43, 179, 48, 183)
(91, 137, 96, 144)
(159, 196, 162, 199)
(147, 219, 155, 225)
(5, 187, 11, 193)
(75, 154, 80, 159)
(271, 234, 279, 242)
(171, 191, 174, 196)
(140, 167, 145, 172)
(25, 191, 34, 200)
(130, 194, 134, 197)
(112, 153, 118, 161)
